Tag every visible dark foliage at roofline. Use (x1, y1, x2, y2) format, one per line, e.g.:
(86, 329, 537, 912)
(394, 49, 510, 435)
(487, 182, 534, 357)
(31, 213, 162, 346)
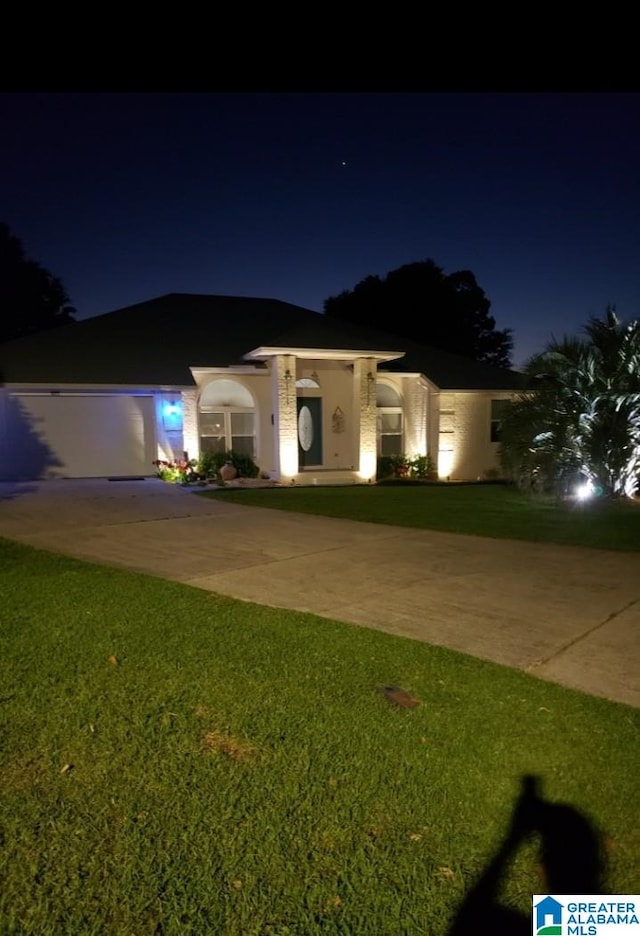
(324, 258, 514, 369)
(0, 223, 76, 343)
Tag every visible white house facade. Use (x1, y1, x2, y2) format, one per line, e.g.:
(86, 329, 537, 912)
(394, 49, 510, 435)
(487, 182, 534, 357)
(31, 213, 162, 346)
(0, 294, 523, 483)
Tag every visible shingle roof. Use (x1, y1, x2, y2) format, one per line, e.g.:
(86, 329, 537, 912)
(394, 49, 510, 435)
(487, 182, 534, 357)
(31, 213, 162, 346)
(0, 292, 525, 391)
(0, 295, 321, 386)
(379, 333, 526, 390)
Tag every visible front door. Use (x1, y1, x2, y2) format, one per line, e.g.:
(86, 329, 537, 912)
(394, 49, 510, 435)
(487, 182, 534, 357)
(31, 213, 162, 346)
(297, 397, 322, 467)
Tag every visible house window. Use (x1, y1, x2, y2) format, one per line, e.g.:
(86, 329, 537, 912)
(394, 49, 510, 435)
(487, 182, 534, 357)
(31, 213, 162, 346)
(200, 410, 255, 456)
(490, 399, 510, 443)
(378, 410, 403, 455)
(376, 382, 403, 455)
(199, 379, 256, 457)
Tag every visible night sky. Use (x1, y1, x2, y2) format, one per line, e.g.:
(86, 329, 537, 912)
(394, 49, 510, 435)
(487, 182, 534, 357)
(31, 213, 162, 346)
(3, 91, 639, 368)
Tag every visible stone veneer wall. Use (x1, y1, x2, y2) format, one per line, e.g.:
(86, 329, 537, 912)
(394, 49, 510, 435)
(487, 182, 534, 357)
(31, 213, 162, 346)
(272, 354, 298, 480)
(403, 377, 429, 459)
(437, 391, 514, 480)
(181, 388, 199, 461)
(352, 358, 377, 480)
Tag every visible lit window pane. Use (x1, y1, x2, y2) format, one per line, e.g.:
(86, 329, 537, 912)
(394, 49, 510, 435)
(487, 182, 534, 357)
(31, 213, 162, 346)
(231, 412, 254, 435)
(231, 436, 254, 457)
(200, 412, 225, 435)
(200, 436, 226, 454)
(380, 412, 402, 432)
(200, 380, 253, 407)
(490, 400, 509, 443)
(376, 384, 401, 406)
(381, 435, 403, 455)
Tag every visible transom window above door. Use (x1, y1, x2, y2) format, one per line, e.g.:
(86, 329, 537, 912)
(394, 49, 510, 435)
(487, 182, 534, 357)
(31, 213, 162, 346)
(295, 376, 321, 389)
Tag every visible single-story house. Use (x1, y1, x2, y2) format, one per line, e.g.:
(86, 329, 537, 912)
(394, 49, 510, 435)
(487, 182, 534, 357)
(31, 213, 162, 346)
(0, 293, 525, 483)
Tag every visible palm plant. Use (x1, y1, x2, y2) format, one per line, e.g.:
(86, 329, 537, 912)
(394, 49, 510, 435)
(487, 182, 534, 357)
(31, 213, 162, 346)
(500, 308, 640, 498)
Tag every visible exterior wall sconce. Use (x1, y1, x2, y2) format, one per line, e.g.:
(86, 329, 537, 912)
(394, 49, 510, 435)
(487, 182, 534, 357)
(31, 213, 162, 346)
(366, 371, 375, 406)
(162, 398, 184, 431)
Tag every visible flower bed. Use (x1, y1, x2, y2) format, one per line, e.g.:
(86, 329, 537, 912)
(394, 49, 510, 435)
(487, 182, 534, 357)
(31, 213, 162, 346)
(152, 459, 199, 484)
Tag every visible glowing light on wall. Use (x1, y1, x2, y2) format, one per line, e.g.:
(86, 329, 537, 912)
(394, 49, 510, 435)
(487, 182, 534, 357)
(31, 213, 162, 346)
(162, 399, 183, 431)
(279, 438, 298, 480)
(358, 446, 377, 482)
(438, 447, 455, 479)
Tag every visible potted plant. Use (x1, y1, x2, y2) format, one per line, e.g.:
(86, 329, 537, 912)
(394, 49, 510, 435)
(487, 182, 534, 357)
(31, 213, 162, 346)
(219, 460, 238, 482)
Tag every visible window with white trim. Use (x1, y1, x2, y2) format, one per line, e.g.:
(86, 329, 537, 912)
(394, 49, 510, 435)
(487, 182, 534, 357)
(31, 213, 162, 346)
(490, 399, 510, 443)
(199, 379, 256, 457)
(376, 383, 403, 455)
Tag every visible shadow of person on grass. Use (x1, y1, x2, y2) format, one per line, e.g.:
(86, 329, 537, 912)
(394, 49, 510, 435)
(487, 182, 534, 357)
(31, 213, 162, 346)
(447, 774, 606, 935)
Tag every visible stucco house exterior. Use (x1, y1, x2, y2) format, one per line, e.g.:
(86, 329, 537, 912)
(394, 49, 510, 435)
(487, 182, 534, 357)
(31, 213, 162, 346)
(0, 294, 524, 484)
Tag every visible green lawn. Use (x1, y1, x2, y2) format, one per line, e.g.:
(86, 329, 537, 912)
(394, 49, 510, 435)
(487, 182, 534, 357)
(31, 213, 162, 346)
(1, 538, 638, 935)
(201, 482, 640, 551)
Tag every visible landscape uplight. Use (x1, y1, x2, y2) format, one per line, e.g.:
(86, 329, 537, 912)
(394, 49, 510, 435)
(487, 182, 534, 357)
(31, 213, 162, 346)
(575, 480, 594, 500)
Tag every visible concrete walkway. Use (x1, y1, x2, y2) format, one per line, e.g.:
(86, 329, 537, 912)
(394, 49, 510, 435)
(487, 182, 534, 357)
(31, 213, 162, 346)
(0, 478, 638, 708)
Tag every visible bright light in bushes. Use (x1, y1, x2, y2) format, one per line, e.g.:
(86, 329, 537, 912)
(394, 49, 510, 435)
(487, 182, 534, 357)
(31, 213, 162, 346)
(575, 480, 595, 500)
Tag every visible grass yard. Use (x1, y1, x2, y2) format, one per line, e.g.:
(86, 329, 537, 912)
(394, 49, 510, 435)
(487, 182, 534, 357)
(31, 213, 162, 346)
(201, 482, 640, 552)
(1, 537, 638, 935)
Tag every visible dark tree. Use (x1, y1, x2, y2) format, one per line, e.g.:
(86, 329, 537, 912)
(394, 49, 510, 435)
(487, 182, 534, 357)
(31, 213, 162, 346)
(324, 259, 513, 368)
(0, 223, 76, 343)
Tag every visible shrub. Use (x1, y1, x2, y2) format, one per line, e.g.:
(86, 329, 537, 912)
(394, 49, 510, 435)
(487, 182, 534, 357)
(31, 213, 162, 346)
(153, 458, 198, 484)
(409, 454, 436, 479)
(197, 450, 259, 480)
(197, 451, 226, 479)
(376, 453, 436, 481)
(376, 455, 394, 480)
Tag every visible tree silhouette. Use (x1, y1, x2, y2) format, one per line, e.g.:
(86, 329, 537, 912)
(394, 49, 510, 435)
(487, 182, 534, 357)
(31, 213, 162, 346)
(323, 259, 513, 368)
(0, 223, 76, 343)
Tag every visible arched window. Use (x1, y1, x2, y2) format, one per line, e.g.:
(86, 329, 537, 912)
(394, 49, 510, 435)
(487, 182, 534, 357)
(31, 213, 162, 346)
(295, 376, 321, 389)
(376, 382, 403, 455)
(199, 379, 255, 457)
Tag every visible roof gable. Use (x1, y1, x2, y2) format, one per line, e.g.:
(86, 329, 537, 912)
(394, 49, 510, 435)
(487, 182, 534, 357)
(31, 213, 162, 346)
(0, 292, 525, 391)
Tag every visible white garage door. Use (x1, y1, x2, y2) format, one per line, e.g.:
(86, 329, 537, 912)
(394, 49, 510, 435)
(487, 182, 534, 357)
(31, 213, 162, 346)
(0, 393, 157, 480)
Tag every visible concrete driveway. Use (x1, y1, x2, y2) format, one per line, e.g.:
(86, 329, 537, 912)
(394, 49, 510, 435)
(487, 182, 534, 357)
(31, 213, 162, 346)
(0, 478, 638, 708)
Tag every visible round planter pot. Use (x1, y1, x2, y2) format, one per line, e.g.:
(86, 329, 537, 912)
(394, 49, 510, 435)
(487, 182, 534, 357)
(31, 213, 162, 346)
(220, 462, 238, 482)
